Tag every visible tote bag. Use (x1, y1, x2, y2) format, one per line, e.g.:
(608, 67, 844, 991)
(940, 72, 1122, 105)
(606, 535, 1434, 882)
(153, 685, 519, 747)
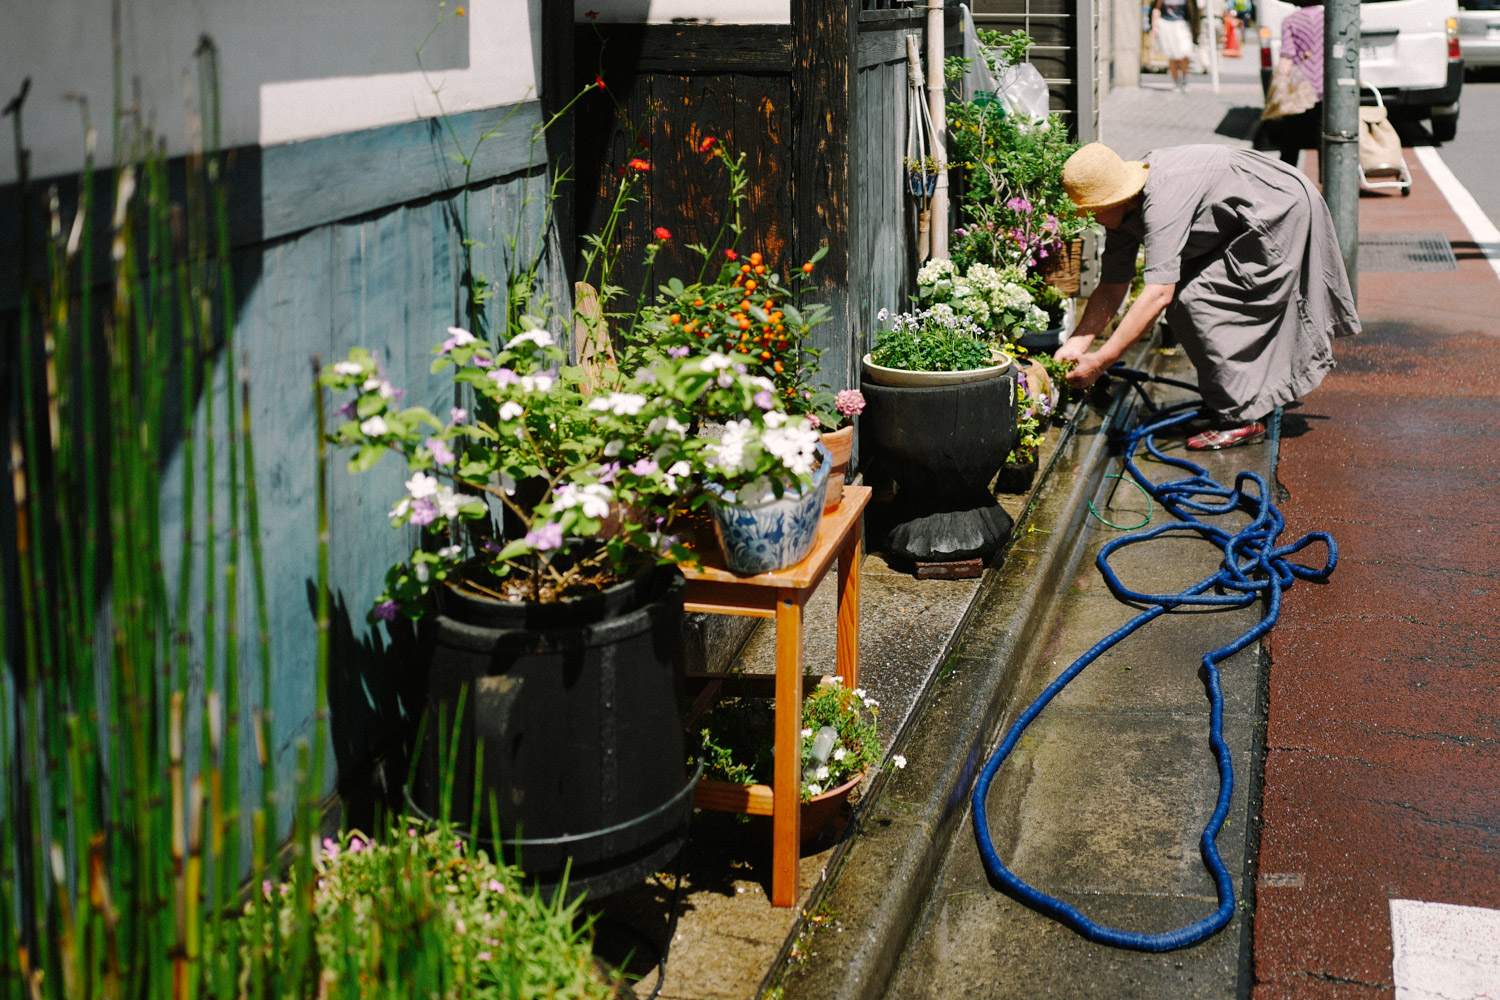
(1261, 60, 1318, 120)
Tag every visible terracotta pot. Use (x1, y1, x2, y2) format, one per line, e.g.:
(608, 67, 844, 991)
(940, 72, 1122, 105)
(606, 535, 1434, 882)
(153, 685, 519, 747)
(820, 425, 855, 511)
(749, 772, 863, 846)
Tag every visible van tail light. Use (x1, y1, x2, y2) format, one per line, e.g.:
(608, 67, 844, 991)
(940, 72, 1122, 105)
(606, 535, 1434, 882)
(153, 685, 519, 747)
(1448, 16, 1462, 59)
(1260, 27, 1273, 69)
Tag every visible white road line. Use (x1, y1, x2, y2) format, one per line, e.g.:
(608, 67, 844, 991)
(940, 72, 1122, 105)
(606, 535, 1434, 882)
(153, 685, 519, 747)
(1390, 898, 1500, 999)
(1413, 145, 1500, 284)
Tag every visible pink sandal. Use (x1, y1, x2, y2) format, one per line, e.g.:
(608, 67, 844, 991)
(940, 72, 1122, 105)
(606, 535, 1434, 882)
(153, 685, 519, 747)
(1186, 422, 1267, 451)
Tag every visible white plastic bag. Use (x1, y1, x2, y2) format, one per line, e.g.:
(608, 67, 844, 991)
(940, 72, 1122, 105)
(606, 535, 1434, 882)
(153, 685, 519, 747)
(995, 60, 1051, 121)
(958, 5, 999, 102)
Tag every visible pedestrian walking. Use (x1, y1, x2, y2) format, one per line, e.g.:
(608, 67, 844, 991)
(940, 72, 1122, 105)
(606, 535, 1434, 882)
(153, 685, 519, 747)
(1054, 142, 1360, 450)
(1271, 0, 1325, 163)
(1151, 0, 1202, 92)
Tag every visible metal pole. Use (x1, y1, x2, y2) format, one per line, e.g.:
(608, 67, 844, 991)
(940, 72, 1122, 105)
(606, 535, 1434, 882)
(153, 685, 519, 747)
(1322, 0, 1359, 295)
(928, 0, 949, 260)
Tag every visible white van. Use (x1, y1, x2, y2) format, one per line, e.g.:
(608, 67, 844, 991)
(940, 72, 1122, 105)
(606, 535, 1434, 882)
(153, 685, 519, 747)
(1257, 0, 1464, 140)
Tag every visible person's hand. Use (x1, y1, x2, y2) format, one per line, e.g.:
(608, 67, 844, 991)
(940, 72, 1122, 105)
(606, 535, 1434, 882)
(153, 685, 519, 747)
(1064, 351, 1111, 391)
(1053, 335, 1092, 365)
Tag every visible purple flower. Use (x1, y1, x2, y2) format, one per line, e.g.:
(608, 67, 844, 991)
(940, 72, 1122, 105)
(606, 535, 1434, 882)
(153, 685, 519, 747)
(596, 461, 620, 484)
(482, 539, 502, 554)
(524, 522, 564, 551)
(487, 366, 519, 387)
(336, 399, 358, 420)
(472, 355, 493, 369)
(373, 600, 399, 621)
(451, 407, 469, 424)
(753, 389, 775, 410)
(667, 345, 690, 358)
(441, 326, 477, 353)
(408, 499, 438, 526)
(834, 389, 866, 418)
(425, 437, 456, 466)
(629, 458, 659, 476)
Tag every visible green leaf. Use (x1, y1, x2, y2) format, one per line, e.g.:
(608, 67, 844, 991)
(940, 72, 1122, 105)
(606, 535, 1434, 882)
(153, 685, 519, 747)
(349, 444, 386, 473)
(402, 406, 443, 431)
(356, 394, 385, 419)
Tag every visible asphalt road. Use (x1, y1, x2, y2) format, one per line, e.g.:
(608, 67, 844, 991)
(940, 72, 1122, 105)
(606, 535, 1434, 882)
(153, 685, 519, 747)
(1436, 69, 1500, 225)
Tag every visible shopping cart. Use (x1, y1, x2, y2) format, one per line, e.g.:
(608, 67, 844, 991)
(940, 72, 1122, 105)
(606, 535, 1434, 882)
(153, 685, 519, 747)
(1359, 84, 1412, 196)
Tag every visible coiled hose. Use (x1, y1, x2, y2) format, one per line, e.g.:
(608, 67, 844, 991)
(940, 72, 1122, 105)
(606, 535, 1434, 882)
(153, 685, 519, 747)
(970, 365, 1338, 952)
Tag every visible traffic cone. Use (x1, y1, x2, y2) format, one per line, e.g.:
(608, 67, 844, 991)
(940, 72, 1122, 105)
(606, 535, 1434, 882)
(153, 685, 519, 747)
(1222, 12, 1242, 57)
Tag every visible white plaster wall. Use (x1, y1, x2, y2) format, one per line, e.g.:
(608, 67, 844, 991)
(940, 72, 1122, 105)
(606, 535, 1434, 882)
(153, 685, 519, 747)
(573, 0, 790, 23)
(2, 0, 540, 185)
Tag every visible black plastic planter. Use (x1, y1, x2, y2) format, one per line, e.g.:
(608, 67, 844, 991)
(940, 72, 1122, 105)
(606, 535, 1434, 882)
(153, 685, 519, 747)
(861, 370, 1019, 563)
(414, 563, 692, 899)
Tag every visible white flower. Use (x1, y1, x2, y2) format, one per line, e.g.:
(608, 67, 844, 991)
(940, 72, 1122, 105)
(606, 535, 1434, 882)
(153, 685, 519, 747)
(505, 329, 555, 350)
(892, 754, 907, 769)
(589, 392, 647, 416)
(700, 352, 733, 373)
(520, 373, 555, 394)
(876, 307, 890, 322)
(708, 419, 753, 473)
(762, 417, 820, 477)
(415, 562, 430, 583)
(648, 415, 688, 438)
(446, 326, 476, 348)
(603, 439, 624, 457)
(805, 782, 823, 797)
(554, 482, 612, 520)
(437, 545, 462, 559)
(360, 415, 389, 436)
(405, 472, 440, 499)
(389, 497, 411, 521)
(662, 460, 691, 493)
(498, 401, 524, 421)
(833, 747, 847, 762)
(800, 727, 813, 739)
(362, 376, 383, 392)
(333, 361, 363, 376)
(814, 764, 830, 780)
(434, 486, 469, 520)
(854, 687, 868, 700)
(917, 258, 957, 287)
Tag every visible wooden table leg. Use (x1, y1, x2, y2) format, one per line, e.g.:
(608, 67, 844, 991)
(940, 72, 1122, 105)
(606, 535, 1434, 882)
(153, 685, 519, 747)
(836, 519, 862, 690)
(772, 593, 804, 907)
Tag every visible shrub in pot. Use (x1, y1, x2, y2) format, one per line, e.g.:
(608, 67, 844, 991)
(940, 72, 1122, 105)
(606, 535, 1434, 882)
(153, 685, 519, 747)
(860, 306, 1019, 564)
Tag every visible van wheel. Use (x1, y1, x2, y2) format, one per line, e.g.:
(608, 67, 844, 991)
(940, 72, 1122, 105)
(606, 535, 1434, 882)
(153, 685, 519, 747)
(1431, 111, 1459, 142)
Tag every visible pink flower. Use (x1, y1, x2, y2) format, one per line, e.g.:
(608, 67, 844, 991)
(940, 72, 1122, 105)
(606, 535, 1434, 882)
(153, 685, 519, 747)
(834, 389, 866, 418)
(753, 389, 774, 410)
(425, 437, 456, 466)
(525, 522, 564, 551)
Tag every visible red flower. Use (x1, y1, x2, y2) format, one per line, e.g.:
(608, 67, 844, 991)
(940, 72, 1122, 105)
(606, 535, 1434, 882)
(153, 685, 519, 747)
(698, 135, 718, 153)
(584, 8, 599, 18)
(654, 227, 672, 240)
(628, 158, 651, 172)
(636, 137, 650, 149)
(595, 75, 606, 89)
(615, 167, 626, 177)
(724, 249, 739, 261)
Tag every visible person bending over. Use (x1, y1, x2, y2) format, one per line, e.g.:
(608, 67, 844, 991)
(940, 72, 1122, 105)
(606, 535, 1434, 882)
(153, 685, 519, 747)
(1054, 142, 1360, 450)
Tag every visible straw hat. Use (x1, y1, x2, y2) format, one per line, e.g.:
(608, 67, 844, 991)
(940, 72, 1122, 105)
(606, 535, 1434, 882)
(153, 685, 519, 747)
(1062, 143, 1149, 213)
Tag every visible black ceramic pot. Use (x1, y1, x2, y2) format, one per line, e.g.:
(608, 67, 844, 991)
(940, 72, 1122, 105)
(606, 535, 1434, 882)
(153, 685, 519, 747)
(861, 368, 1019, 563)
(414, 563, 693, 899)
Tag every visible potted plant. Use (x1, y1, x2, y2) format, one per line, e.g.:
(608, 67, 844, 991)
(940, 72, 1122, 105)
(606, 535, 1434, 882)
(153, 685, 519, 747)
(904, 154, 947, 198)
(859, 306, 1019, 565)
(318, 140, 830, 891)
(910, 257, 1051, 348)
(695, 678, 895, 844)
(820, 389, 865, 511)
(947, 33, 1089, 292)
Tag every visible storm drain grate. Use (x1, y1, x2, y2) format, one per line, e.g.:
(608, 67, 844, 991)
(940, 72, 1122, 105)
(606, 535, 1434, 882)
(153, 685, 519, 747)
(1358, 232, 1458, 272)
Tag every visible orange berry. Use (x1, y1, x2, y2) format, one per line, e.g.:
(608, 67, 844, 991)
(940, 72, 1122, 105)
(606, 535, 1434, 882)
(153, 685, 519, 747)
(750, 251, 763, 265)
(760, 351, 772, 360)
(738, 318, 752, 330)
(770, 311, 784, 322)
(693, 298, 705, 306)
(774, 362, 784, 373)
(754, 264, 766, 275)
(739, 300, 752, 311)
(669, 313, 681, 324)
(744, 279, 757, 292)
(740, 263, 752, 273)
(802, 262, 814, 273)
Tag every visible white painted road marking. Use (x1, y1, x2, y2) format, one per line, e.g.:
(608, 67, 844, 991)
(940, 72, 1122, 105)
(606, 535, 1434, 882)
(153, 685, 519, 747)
(1390, 898, 1500, 999)
(1413, 145, 1500, 285)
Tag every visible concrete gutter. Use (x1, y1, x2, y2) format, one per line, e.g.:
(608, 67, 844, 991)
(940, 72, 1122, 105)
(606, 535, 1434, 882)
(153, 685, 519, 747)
(770, 338, 1163, 1000)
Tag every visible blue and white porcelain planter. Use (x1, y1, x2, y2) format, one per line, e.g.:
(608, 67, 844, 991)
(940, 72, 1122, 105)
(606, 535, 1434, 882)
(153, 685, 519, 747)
(708, 444, 831, 574)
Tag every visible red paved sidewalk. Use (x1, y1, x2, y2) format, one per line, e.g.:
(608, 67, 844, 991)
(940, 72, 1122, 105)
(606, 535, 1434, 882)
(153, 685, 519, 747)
(1253, 152, 1500, 997)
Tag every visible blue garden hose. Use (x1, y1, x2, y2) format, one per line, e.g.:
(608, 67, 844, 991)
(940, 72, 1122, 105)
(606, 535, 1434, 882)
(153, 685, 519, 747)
(970, 365, 1338, 952)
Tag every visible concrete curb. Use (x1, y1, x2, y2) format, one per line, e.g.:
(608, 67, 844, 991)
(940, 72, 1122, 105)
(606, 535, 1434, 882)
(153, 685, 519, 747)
(772, 341, 1162, 1000)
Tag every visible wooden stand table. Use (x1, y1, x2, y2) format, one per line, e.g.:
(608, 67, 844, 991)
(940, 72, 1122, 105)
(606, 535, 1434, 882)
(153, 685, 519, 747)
(682, 485, 871, 907)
